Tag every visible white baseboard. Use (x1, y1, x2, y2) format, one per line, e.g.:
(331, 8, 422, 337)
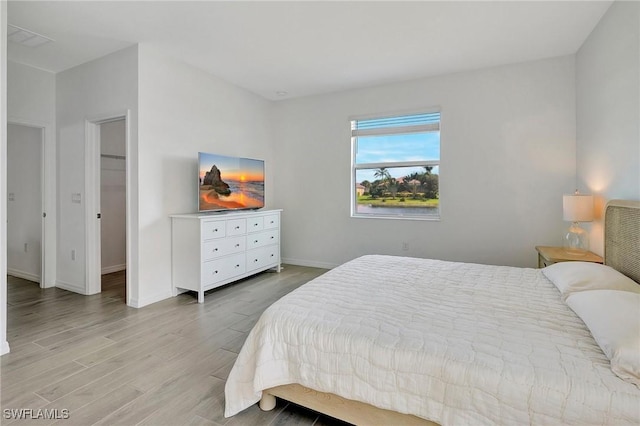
(0, 341, 10, 356)
(281, 257, 338, 270)
(1, 340, 10, 356)
(55, 280, 88, 295)
(7, 268, 40, 284)
(102, 263, 126, 275)
(128, 289, 173, 308)
(173, 287, 188, 296)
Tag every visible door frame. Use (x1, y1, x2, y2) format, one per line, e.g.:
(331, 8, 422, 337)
(85, 110, 130, 300)
(7, 117, 54, 288)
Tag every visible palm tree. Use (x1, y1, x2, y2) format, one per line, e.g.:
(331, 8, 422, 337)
(374, 168, 396, 198)
(374, 168, 391, 182)
(408, 179, 421, 198)
(387, 178, 398, 199)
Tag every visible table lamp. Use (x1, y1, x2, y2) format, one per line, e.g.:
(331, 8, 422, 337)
(563, 191, 593, 254)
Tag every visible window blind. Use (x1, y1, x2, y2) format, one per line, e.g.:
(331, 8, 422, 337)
(351, 112, 440, 137)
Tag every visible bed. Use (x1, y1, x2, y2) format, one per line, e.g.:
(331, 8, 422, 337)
(224, 200, 640, 425)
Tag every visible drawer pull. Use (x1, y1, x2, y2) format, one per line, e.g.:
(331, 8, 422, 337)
(235, 264, 240, 268)
(254, 240, 259, 243)
(213, 228, 218, 232)
(235, 243, 240, 247)
(213, 248, 218, 252)
(254, 223, 258, 227)
(254, 259, 258, 262)
(270, 254, 274, 257)
(235, 226, 240, 230)
(270, 236, 274, 240)
(213, 270, 218, 274)
(270, 220, 274, 224)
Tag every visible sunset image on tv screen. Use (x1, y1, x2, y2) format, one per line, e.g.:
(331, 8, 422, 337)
(199, 153, 265, 212)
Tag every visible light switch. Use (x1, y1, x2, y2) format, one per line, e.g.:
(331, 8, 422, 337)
(8, 193, 15, 201)
(72, 193, 82, 204)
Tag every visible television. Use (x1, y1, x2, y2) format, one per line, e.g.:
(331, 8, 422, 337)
(198, 152, 265, 212)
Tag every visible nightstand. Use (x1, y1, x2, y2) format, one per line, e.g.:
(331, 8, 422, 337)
(535, 246, 603, 268)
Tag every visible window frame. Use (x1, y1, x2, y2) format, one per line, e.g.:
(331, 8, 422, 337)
(350, 109, 441, 221)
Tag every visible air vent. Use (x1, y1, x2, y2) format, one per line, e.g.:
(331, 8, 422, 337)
(8, 24, 54, 48)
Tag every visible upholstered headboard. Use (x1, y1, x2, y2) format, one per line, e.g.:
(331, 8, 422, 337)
(604, 199, 640, 283)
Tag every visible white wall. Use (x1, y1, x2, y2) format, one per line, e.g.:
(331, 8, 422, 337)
(1, 0, 10, 356)
(135, 44, 274, 307)
(100, 119, 126, 274)
(7, 124, 41, 281)
(576, 0, 640, 256)
(273, 56, 577, 268)
(56, 46, 138, 296)
(7, 61, 56, 287)
(8, 61, 56, 123)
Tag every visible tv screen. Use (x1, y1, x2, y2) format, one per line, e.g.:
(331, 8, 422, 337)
(198, 152, 265, 212)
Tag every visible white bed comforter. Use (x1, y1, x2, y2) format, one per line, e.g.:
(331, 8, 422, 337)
(224, 255, 640, 424)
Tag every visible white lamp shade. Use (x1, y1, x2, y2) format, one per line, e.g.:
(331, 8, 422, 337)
(563, 194, 594, 222)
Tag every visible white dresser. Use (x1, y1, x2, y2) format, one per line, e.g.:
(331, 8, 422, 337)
(170, 209, 282, 303)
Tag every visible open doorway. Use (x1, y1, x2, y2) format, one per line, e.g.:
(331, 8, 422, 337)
(6, 123, 44, 288)
(85, 112, 130, 303)
(99, 119, 127, 301)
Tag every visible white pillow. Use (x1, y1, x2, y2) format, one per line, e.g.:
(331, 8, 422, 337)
(542, 261, 640, 301)
(566, 290, 640, 387)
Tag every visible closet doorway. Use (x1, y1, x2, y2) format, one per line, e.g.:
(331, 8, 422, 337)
(85, 112, 130, 303)
(99, 119, 127, 301)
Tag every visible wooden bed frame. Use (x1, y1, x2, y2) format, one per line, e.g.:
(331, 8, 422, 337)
(258, 199, 640, 425)
(260, 383, 436, 425)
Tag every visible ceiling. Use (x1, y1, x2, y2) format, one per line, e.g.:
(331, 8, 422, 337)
(7, 1, 612, 101)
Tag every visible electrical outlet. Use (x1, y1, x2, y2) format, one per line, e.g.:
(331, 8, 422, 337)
(402, 242, 409, 251)
(71, 250, 76, 261)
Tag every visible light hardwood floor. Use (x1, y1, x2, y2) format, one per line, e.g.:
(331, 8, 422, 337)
(2, 266, 350, 426)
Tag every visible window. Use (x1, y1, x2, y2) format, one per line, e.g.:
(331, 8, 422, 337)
(351, 111, 440, 219)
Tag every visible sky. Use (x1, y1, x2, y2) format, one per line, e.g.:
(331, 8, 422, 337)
(355, 132, 440, 182)
(199, 152, 264, 182)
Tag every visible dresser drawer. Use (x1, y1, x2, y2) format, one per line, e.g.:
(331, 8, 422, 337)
(246, 229, 279, 250)
(226, 219, 246, 236)
(202, 253, 246, 285)
(247, 216, 264, 233)
(264, 214, 279, 229)
(246, 245, 279, 272)
(201, 220, 226, 240)
(202, 236, 246, 261)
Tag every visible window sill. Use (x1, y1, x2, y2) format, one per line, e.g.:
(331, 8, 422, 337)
(350, 213, 440, 221)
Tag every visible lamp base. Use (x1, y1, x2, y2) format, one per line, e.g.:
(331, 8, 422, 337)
(564, 222, 589, 254)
